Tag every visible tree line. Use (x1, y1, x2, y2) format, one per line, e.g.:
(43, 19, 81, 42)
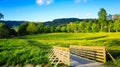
(0, 8, 120, 38)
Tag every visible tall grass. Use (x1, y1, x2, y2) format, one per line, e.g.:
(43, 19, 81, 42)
(0, 39, 51, 66)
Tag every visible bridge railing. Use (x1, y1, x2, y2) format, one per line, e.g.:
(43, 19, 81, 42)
(48, 46, 70, 66)
(70, 45, 106, 63)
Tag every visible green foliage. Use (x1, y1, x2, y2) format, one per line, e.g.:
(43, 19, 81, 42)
(13, 25, 19, 32)
(27, 22, 38, 34)
(78, 22, 85, 32)
(108, 20, 114, 32)
(98, 8, 107, 32)
(37, 22, 44, 33)
(0, 39, 50, 66)
(107, 57, 120, 67)
(114, 20, 120, 32)
(55, 26, 61, 32)
(66, 22, 77, 33)
(50, 26, 55, 33)
(18, 23, 28, 35)
(0, 13, 4, 19)
(0, 23, 10, 38)
(9, 29, 17, 36)
(91, 23, 100, 32)
(84, 22, 92, 33)
(43, 25, 50, 33)
(61, 26, 66, 32)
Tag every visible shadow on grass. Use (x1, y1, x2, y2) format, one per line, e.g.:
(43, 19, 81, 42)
(84, 35, 108, 40)
(27, 40, 52, 50)
(107, 50, 120, 61)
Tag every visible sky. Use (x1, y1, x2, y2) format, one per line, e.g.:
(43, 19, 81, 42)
(0, 0, 120, 22)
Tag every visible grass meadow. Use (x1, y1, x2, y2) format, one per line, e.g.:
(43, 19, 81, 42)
(0, 32, 120, 67)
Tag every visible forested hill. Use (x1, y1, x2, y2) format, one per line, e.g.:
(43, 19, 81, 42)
(44, 18, 83, 26)
(0, 20, 26, 27)
(0, 18, 90, 27)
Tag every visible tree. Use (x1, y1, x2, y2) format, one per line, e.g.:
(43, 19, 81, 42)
(66, 22, 77, 33)
(61, 26, 66, 32)
(55, 26, 61, 32)
(18, 23, 28, 35)
(108, 20, 114, 32)
(114, 20, 120, 32)
(84, 22, 92, 33)
(0, 23, 10, 38)
(50, 26, 55, 33)
(91, 23, 99, 32)
(9, 29, 17, 36)
(78, 22, 85, 32)
(98, 8, 107, 32)
(71, 23, 77, 33)
(37, 22, 44, 33)
(0, 13, 4, 19)
(27, 22, 38, 34)
(113, 14, 120, 32)
(66, 23, 70, 32)
(12, 25, 19, 32)
(44, 25, 50, 33)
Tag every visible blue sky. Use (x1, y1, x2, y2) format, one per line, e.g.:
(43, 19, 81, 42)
(0, 0, 120, 22)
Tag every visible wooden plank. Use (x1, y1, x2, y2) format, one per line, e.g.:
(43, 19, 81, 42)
(70, 45, 106, 63)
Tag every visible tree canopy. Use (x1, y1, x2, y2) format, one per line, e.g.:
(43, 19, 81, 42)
(0, 13, 4, 19)
(27, 22, 38, 34)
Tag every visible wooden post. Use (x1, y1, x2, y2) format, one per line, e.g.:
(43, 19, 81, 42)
(103, 47, 106, 63)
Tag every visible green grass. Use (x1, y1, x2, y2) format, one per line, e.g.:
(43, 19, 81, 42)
(0, 39, 51, 66)
(0, 32, 120, 66)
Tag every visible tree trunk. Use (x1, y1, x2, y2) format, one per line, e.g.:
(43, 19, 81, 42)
(116, 29, 118, 32)
(108, 26, 110, 32)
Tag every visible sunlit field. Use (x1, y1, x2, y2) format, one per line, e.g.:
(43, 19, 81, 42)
(0, 32, 120, 67)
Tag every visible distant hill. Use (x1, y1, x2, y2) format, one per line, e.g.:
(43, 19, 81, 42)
(0, 20, 27, 28)
(44, 18, 83, 26)
(0, 18, 92, 27)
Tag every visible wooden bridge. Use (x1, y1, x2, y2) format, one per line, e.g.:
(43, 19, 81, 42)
(48, 45, 107, 67)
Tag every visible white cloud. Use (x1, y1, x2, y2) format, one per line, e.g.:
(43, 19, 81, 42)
(46, 0, 53, 5)
(36, 0, 53, 5)
(75, 0, 88, 3)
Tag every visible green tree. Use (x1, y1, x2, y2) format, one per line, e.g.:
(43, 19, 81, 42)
(108, 20, 114, 32)
(78, 22, 85, 32)
(114, 20, 120, 32)
(37, 22, 44, 33)
(0, 13, 4, 19)
(66, 23, 70, 32)
(71, 23, 77, 33)
(98, 8, 107, 32)
(91, 23, 99, 32)
(66, 22, 77, 33)
(0, 23, 10, 38)
(44, 25, 50, 33)
(84, 22, 92, 33)
(61, 26, 66, 32)
(9, 28, 17, 36)
(55, 26, 61, 32)
(18, 23, 28, 35)
(50, 26, 55, 33)
(12, 25, 19, 32)
(27, 22, 38, 34)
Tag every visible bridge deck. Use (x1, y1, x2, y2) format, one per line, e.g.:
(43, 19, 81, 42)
(71, 54, 105, 67)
